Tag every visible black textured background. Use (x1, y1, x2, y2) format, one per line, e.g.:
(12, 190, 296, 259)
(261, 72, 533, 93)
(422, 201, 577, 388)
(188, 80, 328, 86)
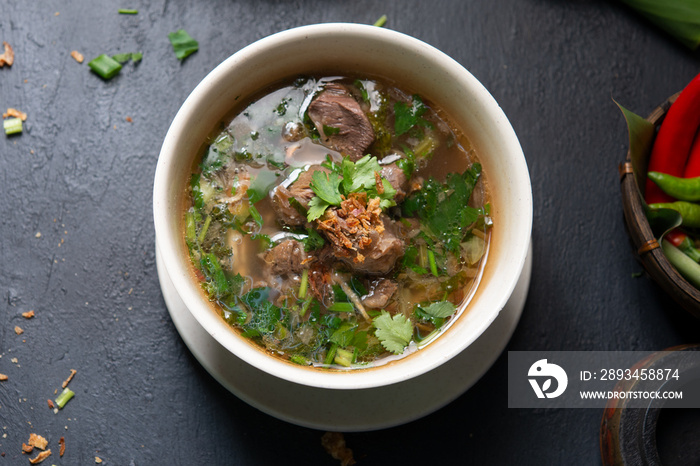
(1, 1, 699, 464)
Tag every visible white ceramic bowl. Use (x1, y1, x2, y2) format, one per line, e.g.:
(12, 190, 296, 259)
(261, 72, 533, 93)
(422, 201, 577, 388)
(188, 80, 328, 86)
(154, 23, 532, 390)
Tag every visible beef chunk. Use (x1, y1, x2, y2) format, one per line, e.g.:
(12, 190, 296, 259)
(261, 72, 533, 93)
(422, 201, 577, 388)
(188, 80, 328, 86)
(362, 278, 398, 309)
(347, 219, 404, 275)
(317, 193, 404, 275)
(307, 83, 374, 161)
(262, 240, 311, 276)
(380, 162, 410, 202)
(271, 165, 328, 226)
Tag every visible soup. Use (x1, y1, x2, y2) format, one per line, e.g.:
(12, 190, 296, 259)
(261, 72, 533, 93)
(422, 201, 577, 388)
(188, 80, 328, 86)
(184, 75, 491, 369)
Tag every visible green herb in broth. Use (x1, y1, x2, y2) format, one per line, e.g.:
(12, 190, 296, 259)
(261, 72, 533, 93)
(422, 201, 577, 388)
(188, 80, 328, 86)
(184, 75, 491, 369)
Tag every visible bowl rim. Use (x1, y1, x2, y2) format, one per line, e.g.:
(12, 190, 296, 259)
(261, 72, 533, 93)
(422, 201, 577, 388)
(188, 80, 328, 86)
(153, 22, 533, 389)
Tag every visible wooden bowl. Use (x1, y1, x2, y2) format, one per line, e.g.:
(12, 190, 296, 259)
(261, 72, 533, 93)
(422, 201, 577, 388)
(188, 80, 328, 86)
(600, 344, 700, 465)
(619, 92, 700, 319)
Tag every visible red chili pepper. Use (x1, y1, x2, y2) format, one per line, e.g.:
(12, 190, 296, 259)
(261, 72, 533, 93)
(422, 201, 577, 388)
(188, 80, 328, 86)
(645, 72, 700, 204)
(683, 129, 700, 178)
(665, 229, 687, 247)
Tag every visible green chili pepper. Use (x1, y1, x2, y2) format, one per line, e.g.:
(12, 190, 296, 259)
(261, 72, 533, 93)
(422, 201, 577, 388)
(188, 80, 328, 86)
(648, 171, 700, 201)
(677, 236, 700, 262)
(649, 201, 700, 228)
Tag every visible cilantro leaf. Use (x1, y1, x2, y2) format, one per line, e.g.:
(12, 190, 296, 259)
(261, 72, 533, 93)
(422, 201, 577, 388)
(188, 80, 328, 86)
(248, 170, 279, 204)
(351, 330, 369, 351)
(330, 322, 357, 347)
(354, 79, 369, 103)
(394, 95, 429, 136)
(307, 196, 331, 221)
(310, 171, 342, 205)
(308, 155, 399, 221)
(248, 204, 263, 229)
(349, 155, 381, 192)
(240, 287, 282, 336)
(199, 253, 230, 297)
(373, 311, 413, 354)
(168, 29, 199, 61)
(301, 227, 325, 251)
(402, 164, 483, 254)
(420, 301, 457, 319)
(190, 174, 204, 210)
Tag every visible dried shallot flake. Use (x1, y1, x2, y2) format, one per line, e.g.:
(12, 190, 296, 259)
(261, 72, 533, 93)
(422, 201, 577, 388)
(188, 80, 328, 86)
(62, 369, 77, 388)
(58, 437, 65, 457)
(321, 432, 356, 466)
(14, 326, 24, 335)
(28, 449, 51, 464)
(0, 41, 14, 67)
(22, 310, 35, 318)
(47, 399, 54, 409)
(0, 373, 7, 381)
(28, 433, 48, 450)
(70, 50, 84, 63)
(3, 108, 27, 121)
(22, 443, 34, 454)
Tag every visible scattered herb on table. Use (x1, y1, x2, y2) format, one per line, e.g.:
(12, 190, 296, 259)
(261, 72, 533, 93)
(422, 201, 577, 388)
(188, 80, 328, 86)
(3, 117, 22, 135)
(168, 29, 199, 60)
(3, 107, 27, 121)
(70, 50, 84, 63)
(0, 41, 14, 67)
(373, 15, 388, 27)
(112, 52, 142, 64)
(118, 8, 138, 14)
(55, 387, 74, 409)
(88, 54, 122, 80)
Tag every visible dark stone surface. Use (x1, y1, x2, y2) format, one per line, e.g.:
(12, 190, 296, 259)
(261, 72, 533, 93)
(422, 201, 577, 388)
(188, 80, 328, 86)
(0, 0, 698, 464)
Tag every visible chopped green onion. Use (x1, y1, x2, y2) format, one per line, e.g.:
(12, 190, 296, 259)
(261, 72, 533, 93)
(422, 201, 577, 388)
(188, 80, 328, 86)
(118, 8, 138, 14)
(88, 54, 122, 80)
(334, 348, 353, 367)
(3, 117, 22, 135)
(290, 354, 311, 365)
(412, 132, 437, 157)
(298, 268, 309, 299)
(373, 15, 387, 27)
(325, 344, 338, 365)
(112, 52, 143, 64)
(112, 53, 132, 64)
(428, 249, 438, 277)
(461, 235, 486, 266)
(55, 387, 75, 409)
(168, 29, 199, 60)
(418, 243, 429, 269)
(299, 295, 313, 317)
(185, 211, 196, 242)
(327, 302, 355, 313)
(197, 215, 211, 243)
